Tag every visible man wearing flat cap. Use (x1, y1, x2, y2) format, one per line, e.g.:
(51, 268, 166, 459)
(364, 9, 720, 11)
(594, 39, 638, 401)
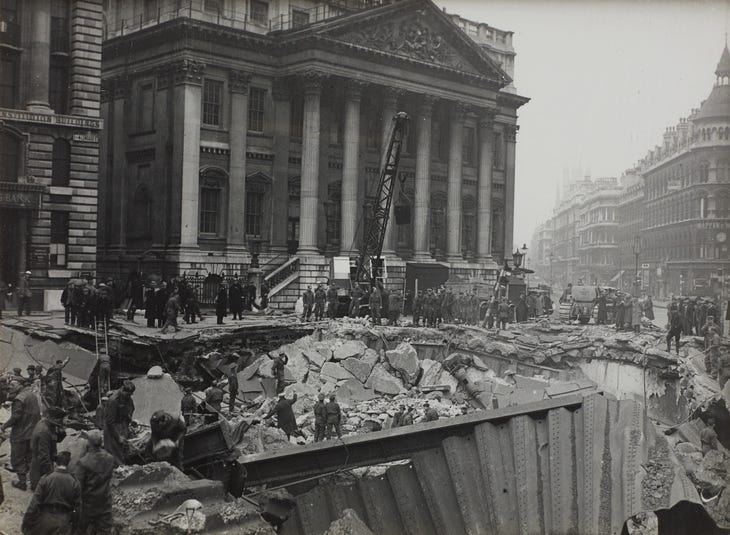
(30, 406, 66, 491)
(75, 430, 117, 534)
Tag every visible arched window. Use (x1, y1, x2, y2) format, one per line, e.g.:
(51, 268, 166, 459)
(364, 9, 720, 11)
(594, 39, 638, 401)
(245, 172, 271, 238)
(51, 138, 70, 186)
(325, 181, 341, 250)
(0, 131, 20, 182)
(430, 192, 447, 258)
(461, 195, 476, 259)
(199, 168, 227, 236)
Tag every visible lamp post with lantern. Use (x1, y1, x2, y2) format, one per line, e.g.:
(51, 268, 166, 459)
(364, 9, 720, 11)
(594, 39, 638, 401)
(632, 235, 641, 296)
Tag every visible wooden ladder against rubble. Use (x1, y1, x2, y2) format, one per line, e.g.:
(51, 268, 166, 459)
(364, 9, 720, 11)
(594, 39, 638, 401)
(95, 315, 108, 363)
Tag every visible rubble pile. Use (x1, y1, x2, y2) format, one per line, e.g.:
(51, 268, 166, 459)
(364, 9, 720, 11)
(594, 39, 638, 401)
(112, 462, 276, 534)
(227, 318, 722, 449)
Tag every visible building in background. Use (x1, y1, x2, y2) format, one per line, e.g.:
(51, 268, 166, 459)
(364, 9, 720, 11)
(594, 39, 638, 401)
(0, 0, 102, 309)
(532, 46, 730, 298)
(639, 46, 730, 298)
(98, 0, 528, 308)
(575, 177, 621, 286)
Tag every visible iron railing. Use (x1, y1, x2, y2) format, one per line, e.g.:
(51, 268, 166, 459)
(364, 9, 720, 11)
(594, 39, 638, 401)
(264, 256, 300, 290)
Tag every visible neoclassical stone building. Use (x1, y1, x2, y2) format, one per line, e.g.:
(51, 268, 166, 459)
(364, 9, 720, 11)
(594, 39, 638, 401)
(99, 0, 528, 306)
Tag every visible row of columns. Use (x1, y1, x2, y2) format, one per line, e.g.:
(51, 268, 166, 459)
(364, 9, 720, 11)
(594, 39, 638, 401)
(321, 74, 512, 263)
(106, 63, 516, 262)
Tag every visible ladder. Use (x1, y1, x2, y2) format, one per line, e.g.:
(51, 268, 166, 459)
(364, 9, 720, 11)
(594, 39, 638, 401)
(94, 315, 109, 361)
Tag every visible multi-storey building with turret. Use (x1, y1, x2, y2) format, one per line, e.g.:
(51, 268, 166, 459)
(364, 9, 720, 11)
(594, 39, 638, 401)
(97, 0, 528, 308)
(535, 46, 730, 298)
(639, 46, 730, 297)
(0, 0, 102, 310)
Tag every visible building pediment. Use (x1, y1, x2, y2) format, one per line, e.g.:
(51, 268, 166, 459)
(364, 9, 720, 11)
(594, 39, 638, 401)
(308, 0, 510, 85)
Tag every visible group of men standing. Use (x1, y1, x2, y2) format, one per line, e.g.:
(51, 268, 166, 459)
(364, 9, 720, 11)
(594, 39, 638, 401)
(215, 278, 269, 325)
(61, 279, 116, 329)
(1, 362, 118, 534)
(413, 287, 480, 327)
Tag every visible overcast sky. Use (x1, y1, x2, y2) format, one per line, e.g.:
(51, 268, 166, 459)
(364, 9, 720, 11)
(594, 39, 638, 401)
(440, 0, 730, 248)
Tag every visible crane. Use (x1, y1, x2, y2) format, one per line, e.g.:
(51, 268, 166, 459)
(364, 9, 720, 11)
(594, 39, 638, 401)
(354, 111, 410, 288)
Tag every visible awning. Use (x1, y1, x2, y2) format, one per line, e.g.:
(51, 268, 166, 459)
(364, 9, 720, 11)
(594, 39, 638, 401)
(609, 270, 624, 283)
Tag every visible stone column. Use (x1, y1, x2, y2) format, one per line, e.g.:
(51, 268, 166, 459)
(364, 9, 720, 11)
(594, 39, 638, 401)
(446, 104, 465, 262)
(381, 88, 401, 255)
(340, 80, 364, 256)
(172, 59, 205, 248)
(504, 125, 518, 258)
(297, 72, 324, 255)
(271, 78, 291, 253)
(226, 70, 250, 253)
(26, 0, 51, 111)
(477, 109, 496, 262)
(110, 76, 129, 248)
(413, 95, 436, 261)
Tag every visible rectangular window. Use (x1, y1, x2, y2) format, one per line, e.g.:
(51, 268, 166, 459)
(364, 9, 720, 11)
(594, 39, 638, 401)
(50, 0, 69, 54)
(435, 121, 449, 161)
(199, 187, 219, 234)
(202, 79, 223, 127)
(0, 55, 17, 108)
(204, 0, 220, 12)
(138, 82, 154, 131)
(251, 0, 269, 25)
(246, 190, 264, 236)
(290, 97, 303, 138)
(248, 87, 266, 133)
(50, 211, 69, 267)
(463, 126, 475, 165)
(366, 113, 380, 149)
(144, 0, 157, 21)
(49, 59, 69, 114)
(291, 8, 309, 28)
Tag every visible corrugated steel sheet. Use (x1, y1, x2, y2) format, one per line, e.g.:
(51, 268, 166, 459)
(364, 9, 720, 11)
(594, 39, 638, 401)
(279, 394, 701, 535)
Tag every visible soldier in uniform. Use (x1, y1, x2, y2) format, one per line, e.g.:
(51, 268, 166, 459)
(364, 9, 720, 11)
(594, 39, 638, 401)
(313, 393, 326, 442)
(22, 451, 80, 535)
(325, 394, 342, 440)
(326, 283, 338, 319)
(1, 380, 41, 490)
(272, 353, 288, 394)
(75, 430, 117, 535)
(215, 283, 228, 325)
(349, 284, 363, 318)
(30, 407, 66, 491)
(369, 285, 382, 325)
(229, 279, 243, 320)
(412, 290, 423, 326)
(302, 286, 314, 321)
(314, 285, 327, 321)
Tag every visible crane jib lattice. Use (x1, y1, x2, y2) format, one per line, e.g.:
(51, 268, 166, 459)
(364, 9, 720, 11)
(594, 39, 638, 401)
(356, 112, 410, 286)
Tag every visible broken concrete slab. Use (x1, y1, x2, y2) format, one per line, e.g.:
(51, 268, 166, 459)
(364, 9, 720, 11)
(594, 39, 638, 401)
(365, 364, 405, 396)
(335, 379, 378, 404)
(239, 355, 266, 381)
(27, 339, 97, 384)
(302, 348, 327, 369)
(320, 361, 356, 382)
(332, 340, 368, 361)
(132, 372, 183, 424)
(238, 379, 265, 401)
(283, 383, 319, 416)
(385, 342, 420, 384)
(285, 350, 311, 383)
(342, 357, 374, 383)
(419, 359, 459, 394)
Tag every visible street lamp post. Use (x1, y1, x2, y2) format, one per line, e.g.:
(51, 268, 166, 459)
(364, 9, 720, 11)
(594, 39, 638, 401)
(632, 235, 641, 296)
(520, 243, 529, 286)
